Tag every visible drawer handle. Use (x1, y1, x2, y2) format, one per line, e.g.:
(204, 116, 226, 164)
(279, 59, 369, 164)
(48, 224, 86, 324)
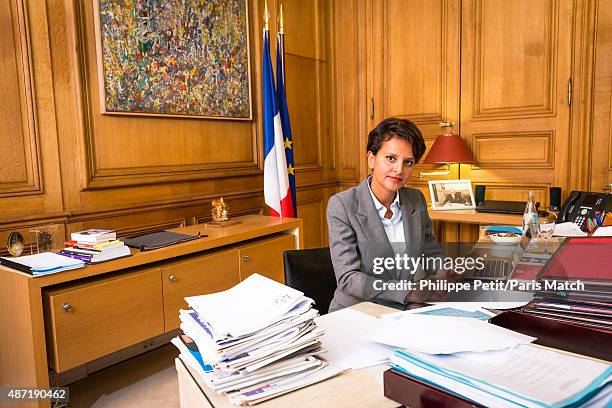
(63, 303, 72, 312)
(168, 274, 177, 282)
(242, 255, 250, 263)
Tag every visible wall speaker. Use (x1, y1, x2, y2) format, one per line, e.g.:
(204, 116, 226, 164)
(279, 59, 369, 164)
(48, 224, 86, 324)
(549, 187, 561, 211)
(474, 185, 486, 206)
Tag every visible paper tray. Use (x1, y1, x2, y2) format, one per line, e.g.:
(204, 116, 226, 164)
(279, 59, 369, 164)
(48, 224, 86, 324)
(488, 311, 612, 362)
(383, 368, 484, 408)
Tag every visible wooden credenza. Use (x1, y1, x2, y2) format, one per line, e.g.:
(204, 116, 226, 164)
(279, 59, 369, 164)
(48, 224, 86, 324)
(0, 215, 302, 408)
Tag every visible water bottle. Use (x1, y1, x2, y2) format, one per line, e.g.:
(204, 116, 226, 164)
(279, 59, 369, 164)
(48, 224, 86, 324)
(523, 191, 539, 236)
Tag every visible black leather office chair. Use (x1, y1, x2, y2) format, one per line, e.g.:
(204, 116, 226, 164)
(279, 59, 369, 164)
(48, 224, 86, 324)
(283, 247, 337, 315)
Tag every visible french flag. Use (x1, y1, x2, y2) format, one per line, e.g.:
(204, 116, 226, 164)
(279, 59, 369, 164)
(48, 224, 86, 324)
(263, 29, 295, 217)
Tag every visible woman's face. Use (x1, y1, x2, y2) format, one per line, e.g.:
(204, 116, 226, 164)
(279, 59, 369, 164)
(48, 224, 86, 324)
(368, 136, 415, 194)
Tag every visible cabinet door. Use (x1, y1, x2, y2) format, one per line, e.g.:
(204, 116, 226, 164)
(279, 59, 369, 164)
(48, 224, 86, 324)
(162, 249, 240, 331)
(43, 268, 164, 372)
(590, 1, 612, 193)
(461, 0, 574, 203)
(238, 234, 297, 283)
(370, 0, 461, 191)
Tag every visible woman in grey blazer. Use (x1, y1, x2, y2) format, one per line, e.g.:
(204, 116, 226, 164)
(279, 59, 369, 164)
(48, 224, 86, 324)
(327, 118, 449, 312)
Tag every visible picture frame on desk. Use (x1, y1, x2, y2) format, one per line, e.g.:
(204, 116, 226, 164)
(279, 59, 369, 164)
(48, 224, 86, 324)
(429, 179, 476, 211)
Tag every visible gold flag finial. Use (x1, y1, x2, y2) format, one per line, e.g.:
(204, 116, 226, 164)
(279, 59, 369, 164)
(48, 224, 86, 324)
(279, 3, 284, 34)
(264, 0, 269, 30)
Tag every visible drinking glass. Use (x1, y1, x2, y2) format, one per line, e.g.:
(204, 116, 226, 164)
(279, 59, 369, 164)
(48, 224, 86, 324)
(538, 220, 556, 253)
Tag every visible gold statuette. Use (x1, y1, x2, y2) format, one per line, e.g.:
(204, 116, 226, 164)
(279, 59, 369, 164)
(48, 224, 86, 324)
(206, 197, 241, 228)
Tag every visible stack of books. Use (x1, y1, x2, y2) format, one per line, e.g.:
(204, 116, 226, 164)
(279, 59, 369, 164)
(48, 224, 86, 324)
(172, 273, 343, 405)
(59, 229, 131, 264)
(522, 237, 612, 331)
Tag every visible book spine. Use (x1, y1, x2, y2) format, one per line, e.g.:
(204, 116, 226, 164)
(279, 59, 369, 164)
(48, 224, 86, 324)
(58, 252, 91, 262)
(62, 247, 99, 256)
(70, 235, 117, 244)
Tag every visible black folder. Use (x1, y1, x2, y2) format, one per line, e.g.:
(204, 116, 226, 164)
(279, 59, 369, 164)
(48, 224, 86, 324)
(121, 231, 203, 251)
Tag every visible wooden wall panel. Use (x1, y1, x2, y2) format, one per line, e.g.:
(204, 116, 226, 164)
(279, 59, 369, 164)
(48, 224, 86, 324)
(371, 0, 461, 183)
(332, 0, 366, 183)
(384, 0, 454, 123)
(282, 0, 335, 185)
(0, 0, 64, 221)
(473, 0, 556, 118)
(590, 0, 612, 192)
(285, 54, 321, 168)
(72, 0, 260, 190)
(472, 132, 554, 168)
(0, 0, 39, 194)
(295, 184, 336, 248)
(461, 0, 573, 209)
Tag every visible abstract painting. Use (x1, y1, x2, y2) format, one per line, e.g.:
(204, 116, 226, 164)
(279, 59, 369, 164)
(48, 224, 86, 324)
(94, 0, 251, 119)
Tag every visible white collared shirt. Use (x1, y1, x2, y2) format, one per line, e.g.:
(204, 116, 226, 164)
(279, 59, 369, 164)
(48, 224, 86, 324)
(367, 177, 405, 253)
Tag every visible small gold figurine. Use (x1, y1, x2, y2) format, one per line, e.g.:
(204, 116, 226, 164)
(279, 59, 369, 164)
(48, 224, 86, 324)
(205, 198, 241, 228)
(211, 197, 229, 222)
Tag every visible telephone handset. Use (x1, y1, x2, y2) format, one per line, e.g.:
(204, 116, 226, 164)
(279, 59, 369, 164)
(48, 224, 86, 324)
(558, 191, 611, 231)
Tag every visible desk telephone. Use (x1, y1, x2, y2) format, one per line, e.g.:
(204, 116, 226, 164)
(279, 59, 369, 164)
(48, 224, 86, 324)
(558, 191, 612, 231)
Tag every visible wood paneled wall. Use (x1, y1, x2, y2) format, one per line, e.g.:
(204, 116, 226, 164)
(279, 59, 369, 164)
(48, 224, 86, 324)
(1, 0, 609, 250)
(0, 0, 336, 253)
(332, 0, 610, 242)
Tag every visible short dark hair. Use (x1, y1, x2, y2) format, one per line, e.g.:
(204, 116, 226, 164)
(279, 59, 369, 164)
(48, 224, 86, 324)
(366, 117, 426, 162)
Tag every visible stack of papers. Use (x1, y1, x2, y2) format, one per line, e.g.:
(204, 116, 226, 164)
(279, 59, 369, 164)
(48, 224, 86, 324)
(173, 274, 343, 405)
(390, 345, 612, 407)
(0, 252, 85, 276)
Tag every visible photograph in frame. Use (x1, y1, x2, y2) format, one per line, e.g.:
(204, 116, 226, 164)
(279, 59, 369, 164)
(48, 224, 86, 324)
(93, 0, 252, 120)
(428, 180, 476, 211)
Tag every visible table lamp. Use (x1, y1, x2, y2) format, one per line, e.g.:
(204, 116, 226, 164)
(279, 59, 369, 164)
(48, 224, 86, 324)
(422, 133, 475, 179)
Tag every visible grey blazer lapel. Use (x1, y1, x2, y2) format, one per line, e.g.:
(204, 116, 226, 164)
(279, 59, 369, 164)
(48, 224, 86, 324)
(354, 179, 394, 258)
(400, 189, 421, 260)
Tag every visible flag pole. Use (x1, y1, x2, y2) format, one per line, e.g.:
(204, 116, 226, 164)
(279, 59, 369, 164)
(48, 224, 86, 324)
(264, 0, 269, 31)
(278, 3, 285, 84)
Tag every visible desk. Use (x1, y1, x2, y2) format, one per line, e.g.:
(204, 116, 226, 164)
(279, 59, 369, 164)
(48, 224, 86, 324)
(175, 302, 400, 408)
(0, 215, 302, 408)
(427, 208, 525, 225)
(427, 208, 525, 243)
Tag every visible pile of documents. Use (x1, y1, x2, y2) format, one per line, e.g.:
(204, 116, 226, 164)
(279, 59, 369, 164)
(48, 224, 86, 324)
(172, 274, 342, 405)
(389, 345, 612, 407)
(376, 308, 611, 407)
(0, 252, 85, 276)
(523, 237, 612, 330)
(59, 229, 131, 263)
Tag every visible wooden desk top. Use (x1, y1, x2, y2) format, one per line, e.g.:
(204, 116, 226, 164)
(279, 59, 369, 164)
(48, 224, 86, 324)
(178, 302, 400, 408)
(0, 215, 302, 288)
(427, 208, 525, 225)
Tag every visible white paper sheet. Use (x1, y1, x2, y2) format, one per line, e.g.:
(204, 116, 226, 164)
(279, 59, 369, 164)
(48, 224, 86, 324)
(315, 308, 393, 369)
(553, 222, 588, 237)
(381, 304, 496, 321)
(369, 313, 536, 354)
(592, 226, 612, 237)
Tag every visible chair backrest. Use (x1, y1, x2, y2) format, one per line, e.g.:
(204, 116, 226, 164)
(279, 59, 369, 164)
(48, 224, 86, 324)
(283, 247, 337, 315)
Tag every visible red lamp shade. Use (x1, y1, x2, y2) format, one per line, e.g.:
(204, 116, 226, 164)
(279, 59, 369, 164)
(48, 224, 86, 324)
(423, 134, 475, 164)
